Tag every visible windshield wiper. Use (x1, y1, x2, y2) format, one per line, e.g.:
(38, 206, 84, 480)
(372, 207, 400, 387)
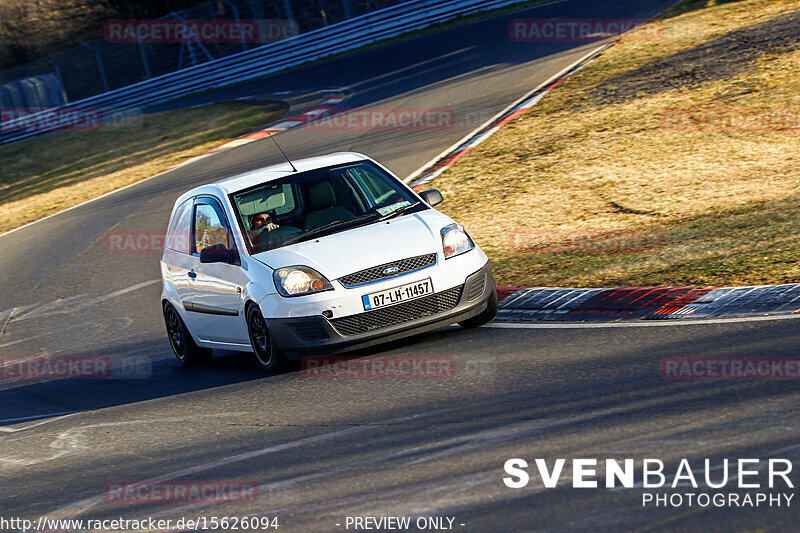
(281, 213, 378, 246)
(377, 201, 421, 222)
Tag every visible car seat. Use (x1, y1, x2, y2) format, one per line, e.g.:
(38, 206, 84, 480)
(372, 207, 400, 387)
(304, 181, 354, 230)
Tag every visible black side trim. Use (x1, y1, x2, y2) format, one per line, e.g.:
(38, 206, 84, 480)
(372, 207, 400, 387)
(183, 301, 239, 316)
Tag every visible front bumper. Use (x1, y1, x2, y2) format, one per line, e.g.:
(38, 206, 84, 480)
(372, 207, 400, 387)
(267, 260, 495, 357)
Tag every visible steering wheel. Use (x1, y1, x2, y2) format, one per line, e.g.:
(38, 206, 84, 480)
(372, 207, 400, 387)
(254, 225, 303, 248)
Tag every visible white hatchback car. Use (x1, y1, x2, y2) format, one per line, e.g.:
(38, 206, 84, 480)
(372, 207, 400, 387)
(160, 152, 496, 370)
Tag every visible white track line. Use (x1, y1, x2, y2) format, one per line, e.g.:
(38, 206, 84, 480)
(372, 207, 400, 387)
(0, 279, 158, 324)
(0, 412, 85, 432)
(42, 399, 506, 521)
(146, 396, 655, 521)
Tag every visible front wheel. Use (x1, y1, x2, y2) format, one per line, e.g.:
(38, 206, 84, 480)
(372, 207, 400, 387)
(247, 305, 285, 372)
(458, 287, 498, 329)
(163, 301, 213, 366)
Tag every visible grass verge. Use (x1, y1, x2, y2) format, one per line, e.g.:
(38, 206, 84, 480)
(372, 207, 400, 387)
(433, 0, 800, 287)
(0, 101, 287, 234)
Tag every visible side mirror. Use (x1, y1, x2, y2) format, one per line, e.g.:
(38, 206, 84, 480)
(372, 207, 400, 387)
(419, 189, 443, 207)
(200, 243, 237, 264)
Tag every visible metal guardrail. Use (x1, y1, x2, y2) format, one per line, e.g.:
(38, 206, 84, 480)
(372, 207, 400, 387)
(0, 0, 532, 144)
(1, 0, 397, 107)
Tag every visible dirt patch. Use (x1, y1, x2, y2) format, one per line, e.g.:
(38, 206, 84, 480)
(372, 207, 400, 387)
(590, 8, 800, 106)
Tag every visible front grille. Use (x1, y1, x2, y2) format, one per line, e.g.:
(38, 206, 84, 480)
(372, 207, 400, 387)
(338, 253, 437, 287)
(467, 274, 486, 301)
(289, 322, 329, 341)
(330, 285, 463, 336)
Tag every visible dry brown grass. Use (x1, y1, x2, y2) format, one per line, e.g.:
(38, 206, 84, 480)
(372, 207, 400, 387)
(434, 0, 800, 287)
(0, 101, 287, 233)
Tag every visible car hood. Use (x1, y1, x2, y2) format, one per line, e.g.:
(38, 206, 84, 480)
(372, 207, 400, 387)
(253, 210, 453, 280)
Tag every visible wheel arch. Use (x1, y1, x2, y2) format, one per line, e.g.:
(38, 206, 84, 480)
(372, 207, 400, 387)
(244, 298, 261, 316)
(160, 280, 180, 308)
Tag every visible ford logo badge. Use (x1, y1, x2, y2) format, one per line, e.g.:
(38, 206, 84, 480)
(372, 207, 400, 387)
(382, 266, 399, 276)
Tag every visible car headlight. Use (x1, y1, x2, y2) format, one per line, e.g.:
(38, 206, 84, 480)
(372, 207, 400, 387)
(273, 266, 333, 297)
(441, 223, 475, 259)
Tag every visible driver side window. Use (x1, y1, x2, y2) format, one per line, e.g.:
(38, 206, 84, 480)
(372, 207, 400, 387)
(194, 203, 229, 253)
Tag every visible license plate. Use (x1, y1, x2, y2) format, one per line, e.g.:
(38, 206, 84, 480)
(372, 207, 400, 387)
(362, 278, 433, 311)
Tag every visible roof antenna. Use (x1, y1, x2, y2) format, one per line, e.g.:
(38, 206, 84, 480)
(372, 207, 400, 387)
(267, 131, 298, 172)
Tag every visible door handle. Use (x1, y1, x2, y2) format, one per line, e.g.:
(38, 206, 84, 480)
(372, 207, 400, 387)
(188, 270, 197, 279)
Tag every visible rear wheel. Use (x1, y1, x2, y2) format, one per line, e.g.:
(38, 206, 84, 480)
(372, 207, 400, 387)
(163, 301, 213, 366)
(247, 305, 285, 372)
(458, 287, 498, 329)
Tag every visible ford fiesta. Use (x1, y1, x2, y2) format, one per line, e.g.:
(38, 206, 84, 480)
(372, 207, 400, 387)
(160, 152, 496, 371)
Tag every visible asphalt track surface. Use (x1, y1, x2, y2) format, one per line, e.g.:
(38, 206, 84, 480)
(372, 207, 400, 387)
(4, 1, 800, 531)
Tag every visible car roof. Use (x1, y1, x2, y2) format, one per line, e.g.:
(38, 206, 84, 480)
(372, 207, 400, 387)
(212, 152, 368, 194)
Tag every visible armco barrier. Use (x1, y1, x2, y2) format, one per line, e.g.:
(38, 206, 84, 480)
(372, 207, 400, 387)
(0, 0, 535, 145)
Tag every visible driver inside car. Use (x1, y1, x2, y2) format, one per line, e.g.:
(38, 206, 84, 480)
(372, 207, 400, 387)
(250, 211, 279, 232)
(247, 211, 280, 245)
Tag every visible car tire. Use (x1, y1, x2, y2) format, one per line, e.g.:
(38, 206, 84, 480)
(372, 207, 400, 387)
(458, 287, 498, 329)
(163, 301, 213, 366)
(246, 304, 285, 372)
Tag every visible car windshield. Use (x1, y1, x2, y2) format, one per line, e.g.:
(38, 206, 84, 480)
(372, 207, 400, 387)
(230, 160, 427, 254)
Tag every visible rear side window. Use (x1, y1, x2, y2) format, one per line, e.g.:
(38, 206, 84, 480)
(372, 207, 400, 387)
(164, 199, 192, 254)
(194, 203, 229, 252)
